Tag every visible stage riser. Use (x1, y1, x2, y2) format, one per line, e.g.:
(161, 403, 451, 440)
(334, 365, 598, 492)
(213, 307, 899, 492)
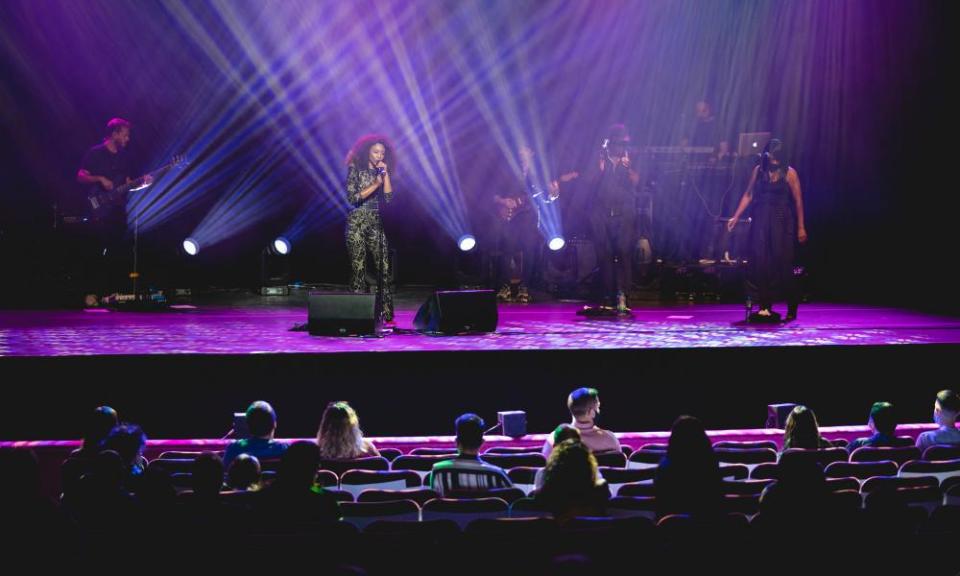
(1, 344, 952, 440)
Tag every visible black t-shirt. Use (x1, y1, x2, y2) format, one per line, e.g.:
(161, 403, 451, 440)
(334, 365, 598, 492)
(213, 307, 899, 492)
(691, 117, 720, 148)
(80, 143, 132, 189)
(78, 143, 133, 217)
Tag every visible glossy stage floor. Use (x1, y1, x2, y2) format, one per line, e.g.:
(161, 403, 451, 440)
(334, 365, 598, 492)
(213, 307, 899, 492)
(2, 289, 958, 440)
(3, 298, 959, 357)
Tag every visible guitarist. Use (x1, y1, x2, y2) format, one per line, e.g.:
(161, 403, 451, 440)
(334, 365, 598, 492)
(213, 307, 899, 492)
(75, 118, 150, 302)
(491, 146, 576, 303)
(76, 118, 150, 205)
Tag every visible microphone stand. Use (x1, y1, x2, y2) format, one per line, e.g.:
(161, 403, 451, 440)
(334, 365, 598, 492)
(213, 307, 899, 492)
(374, 168, 387, 332)
(606, 144, 634, 313)
(577, 140, 620, 316)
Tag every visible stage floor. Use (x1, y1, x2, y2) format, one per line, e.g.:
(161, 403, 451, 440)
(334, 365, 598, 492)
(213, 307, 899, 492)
(2, 295, 959, 357)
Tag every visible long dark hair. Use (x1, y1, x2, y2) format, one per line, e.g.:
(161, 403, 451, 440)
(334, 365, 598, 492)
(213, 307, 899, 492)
(783, 405, 823, 450)
(665, 415, 716, 467)
(760, 138, 788, 180)
(345, 133, 396, 171)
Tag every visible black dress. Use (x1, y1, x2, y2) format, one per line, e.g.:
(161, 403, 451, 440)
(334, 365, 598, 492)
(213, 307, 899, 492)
(749, 168, 798, 312)
(588, 162, 637, 304)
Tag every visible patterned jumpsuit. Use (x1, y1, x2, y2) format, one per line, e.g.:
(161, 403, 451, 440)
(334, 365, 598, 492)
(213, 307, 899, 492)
(345, 163, 393, 321)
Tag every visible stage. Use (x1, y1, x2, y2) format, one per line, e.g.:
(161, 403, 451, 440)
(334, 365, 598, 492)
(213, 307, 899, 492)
(3, 292, 959, 357)
(1, 290, 957, 441)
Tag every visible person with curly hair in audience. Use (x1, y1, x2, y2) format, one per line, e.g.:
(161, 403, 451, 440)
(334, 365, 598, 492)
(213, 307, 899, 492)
(316, 401, 380, 460)
(535, 424, 581, 491)
(536, 439, 610, 523)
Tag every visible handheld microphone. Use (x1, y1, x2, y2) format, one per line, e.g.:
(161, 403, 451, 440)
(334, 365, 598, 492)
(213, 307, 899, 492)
(601, 139, 611, 163)
(717, 216, 752, 224)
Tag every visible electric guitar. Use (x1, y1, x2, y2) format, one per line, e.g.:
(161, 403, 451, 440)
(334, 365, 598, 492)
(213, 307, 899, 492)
(87, 155, 188, 211)
(496, 171, 579, 222)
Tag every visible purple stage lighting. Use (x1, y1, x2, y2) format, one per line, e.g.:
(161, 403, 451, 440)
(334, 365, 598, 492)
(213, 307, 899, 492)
(272, 237, 291, 255)
(182, 237, 200, 256)
(458, 235, 476, 252)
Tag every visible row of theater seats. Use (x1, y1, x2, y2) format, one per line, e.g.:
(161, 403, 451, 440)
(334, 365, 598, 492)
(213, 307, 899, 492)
(146, 441, 960, 492)
(133, 479, 960, 535)
(49, 443, 960, 573)
(187, 470, 960, 524)
(37, 505, 960, 574)
(138, 441, 960, 528)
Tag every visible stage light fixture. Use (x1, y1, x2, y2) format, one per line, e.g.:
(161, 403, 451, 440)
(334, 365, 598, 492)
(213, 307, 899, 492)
(458, 235, 477, 252)
(182, 237, 200, 256)
(272, 236, 291, 255)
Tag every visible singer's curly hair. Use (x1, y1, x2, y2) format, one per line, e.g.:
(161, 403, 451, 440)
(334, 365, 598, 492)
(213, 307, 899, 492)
(345, 133, 396, 171)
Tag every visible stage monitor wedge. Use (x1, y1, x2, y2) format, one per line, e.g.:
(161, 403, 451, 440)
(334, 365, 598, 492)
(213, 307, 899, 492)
(308, 292, 381, 336)
(413, 289, 498, 334)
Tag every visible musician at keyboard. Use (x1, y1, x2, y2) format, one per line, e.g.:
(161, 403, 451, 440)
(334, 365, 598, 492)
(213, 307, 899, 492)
(690, 100, 721, 149)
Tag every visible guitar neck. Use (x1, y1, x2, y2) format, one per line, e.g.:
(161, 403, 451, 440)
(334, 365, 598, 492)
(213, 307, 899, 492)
(92, 161, 177, 201)
(120, 161, 177, 192)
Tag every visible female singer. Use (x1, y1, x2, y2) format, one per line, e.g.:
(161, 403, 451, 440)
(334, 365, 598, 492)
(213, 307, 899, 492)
(345, 134, 395, 322)
(590, 124, 640, 314)
(728, 139, 807, 321)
